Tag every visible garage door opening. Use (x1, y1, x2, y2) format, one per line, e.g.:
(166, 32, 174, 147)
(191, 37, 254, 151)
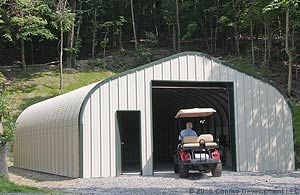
(152, 81, 236, 172)
(116, 111, 142, 174)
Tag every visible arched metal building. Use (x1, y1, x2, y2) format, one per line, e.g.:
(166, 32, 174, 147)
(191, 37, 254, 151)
(14, 52, 295, 178)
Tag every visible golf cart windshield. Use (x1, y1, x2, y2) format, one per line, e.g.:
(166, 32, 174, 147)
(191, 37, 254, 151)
(175, 108, 216, 118)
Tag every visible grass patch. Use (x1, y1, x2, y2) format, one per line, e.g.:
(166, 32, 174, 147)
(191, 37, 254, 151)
(293, 104, 300, 169)
(6, 70, 114, 120)
(0, 177, 61, 194)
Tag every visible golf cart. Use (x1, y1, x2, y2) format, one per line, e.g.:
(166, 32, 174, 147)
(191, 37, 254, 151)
(173, 108, 222, 178)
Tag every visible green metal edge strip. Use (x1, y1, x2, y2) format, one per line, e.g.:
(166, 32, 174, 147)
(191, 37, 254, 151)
(78, 51, 295, 176)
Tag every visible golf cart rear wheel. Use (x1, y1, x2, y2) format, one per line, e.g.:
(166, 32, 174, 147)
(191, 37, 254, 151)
(179, 163, 189, 178)
(212, 163, 222, 177)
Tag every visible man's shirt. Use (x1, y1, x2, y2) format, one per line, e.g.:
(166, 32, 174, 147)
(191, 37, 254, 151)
(178, 128, 197, 140)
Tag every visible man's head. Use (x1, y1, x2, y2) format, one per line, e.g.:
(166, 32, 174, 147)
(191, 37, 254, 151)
(186, 122, 193, 129)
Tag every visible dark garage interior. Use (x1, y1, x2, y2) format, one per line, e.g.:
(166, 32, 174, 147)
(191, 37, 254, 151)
(152, 81, 236, 172)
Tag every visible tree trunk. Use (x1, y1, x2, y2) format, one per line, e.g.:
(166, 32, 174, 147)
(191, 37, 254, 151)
(286, 7, 292, 96)
(214, 0, 219, 52)
(74, 2, 82, 62)
(31, 40, 34, 64)
(0, 117, 3, 135)
(167, 24, 171, 46)
(267, 25, 272, 67)
(119, 26, 125, 52)
(250, 20, 255, 66)
(59, 21, 63, 91)
(153, 1, 158, 36)
(66, 0, 76, 68)
(172, 23, 176, 52)
(278, 15, 282, 38)
(210, 14, 213, 53)
(225, 27, 228, 54)
(21, 39, 26, 71)
(175, 0, 181, 52)
(234, 22, 240, 55)
(92, 7, 97, 59)
(103, 29, 109, 58)
(292, 27, 298, 81)
(263, 18, 268, 70)
(0, 144, 9, 177)
(111, 25, 117, 47)
(131, 0, 138, 50)
(204, 11, 210, 51)
(234, 5, 240, 56)
(197, 17, 210, 51)
(214, 17, 218, 52)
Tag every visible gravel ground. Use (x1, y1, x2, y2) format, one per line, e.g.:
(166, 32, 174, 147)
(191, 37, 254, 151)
(6, 167, 300, 195)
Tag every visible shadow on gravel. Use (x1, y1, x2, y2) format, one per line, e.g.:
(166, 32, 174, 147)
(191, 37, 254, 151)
(9, 167, 72, 182)
(152, 171, 212, 180)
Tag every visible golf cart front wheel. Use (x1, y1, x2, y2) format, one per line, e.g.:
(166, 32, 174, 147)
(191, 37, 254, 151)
(179, 163, 189, 178)
(211, 163, 222, 177)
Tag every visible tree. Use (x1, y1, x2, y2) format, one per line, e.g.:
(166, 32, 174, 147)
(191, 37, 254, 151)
(175, 0, 180, 51)
(90, 0, 103, 59)
(115, 16, 127, 52)
(54, 0, 75, 90)
(8, 0, 55, 71)
(99, 21, 113, 58)
(65, 0, 77, 68)
(161, 0, 176, 51)
(264, 0, 300, 96)
(131, 0, 138, 49)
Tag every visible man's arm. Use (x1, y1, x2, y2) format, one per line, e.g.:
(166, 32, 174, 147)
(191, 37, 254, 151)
(192, 130, 198, 136)
(178, 131, 183, 141)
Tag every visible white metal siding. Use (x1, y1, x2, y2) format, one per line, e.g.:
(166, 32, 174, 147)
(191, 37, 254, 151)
(80, 53, 294, 177)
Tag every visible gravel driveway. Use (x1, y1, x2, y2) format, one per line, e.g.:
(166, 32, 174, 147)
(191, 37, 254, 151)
(7, 167, 300, 195)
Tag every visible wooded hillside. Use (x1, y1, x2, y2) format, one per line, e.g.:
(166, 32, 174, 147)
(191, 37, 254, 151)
(0, 0, 299, 96)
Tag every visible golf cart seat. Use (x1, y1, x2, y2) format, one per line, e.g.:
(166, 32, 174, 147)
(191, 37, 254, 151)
(182, 134, 218, 148)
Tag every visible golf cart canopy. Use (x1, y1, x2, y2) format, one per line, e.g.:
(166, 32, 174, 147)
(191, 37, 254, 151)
(175, 108, 216, 118)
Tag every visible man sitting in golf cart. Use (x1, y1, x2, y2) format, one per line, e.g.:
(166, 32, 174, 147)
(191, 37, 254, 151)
(178, 122, 197, 141)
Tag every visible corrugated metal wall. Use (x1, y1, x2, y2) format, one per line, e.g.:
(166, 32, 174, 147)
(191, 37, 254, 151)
(80, 52, 294, 177)
(14, 84, 97, 178)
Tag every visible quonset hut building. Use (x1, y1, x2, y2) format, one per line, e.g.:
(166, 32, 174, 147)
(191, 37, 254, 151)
(14, 52, 295, 178)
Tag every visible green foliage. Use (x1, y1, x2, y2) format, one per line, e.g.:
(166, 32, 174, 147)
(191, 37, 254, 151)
(0, 93, 10, 120)
(183, 22, 198, 40)
(0, 92, 15, 147)
(134, 46, 152, 62)
(86, 58, 105, 68)
(100, 38, 109, 49)
(0, 116, 15, 147)
(161, 0, 176, 25)
(8, 0, 55, 42)
(52, 10, 75, 33)
(264, 0, 299, 12)
(0, 176, 62, 194)
(144, 31, 158, 47)
(0, 72, 5, 84)
(115, 16, 127, 27)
